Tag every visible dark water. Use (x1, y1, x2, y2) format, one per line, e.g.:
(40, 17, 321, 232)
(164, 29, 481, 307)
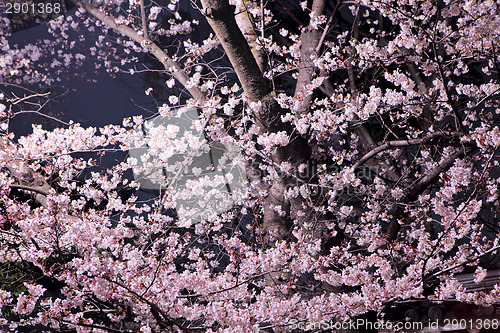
(3, 8, 176, 137)
(7, 41, 155, 135)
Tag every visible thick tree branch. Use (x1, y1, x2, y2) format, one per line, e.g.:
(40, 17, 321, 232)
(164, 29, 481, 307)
(294, 0, 328, 116)
(387, 146, 474, 241)
(353, 131, 463, 169)
(139, 0, 148, 39)
(234, 0, 266, 73)
(0, 137, 52, 206)
(10, 183, 50, 196)
(70, 0, 206, 102)
(101, 275, 184, 330)
(407, 146, 474, 202)
(200, 0, 270, 102)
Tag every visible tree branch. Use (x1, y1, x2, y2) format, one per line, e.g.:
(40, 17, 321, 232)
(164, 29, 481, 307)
(200, 0, 270, 102)
(139, 0, 148, 40)
(407, 146, 474, 202)
(294, 0, 328, 116)
(200, 0, 316, 241)
(426, 244, 500, 281)
(101, 275, 183, 330)
(0, 136, 52, 206)
(57, 318, 128, 333)
(315, 0, 342, 54)
(432, 26, 466, 133)
(387, 146, 475, 241)
(176, 269, 282, 298)
(70, 0, 205, 102)
(234, 0, 266, 72)
(353, 131, 463, 169)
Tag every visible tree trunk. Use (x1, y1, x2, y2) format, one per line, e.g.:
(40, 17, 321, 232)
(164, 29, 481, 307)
(200, 0, 313, 242)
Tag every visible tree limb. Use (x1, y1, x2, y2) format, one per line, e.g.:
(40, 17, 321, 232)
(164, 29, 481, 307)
(387, 146, 475, 241)
(139, 0, 148, 40)
(200, 0, 314, 241)
(70, 0, 206, 102)
(294, 0, 328, 116)
(315, 0, 342, 54)
(353, 131, 463, 169)
(234, 0, 266, 72)
(0, 136, 52, 206)
(200, 0, 270, 102)
(426, 244, 500, 281)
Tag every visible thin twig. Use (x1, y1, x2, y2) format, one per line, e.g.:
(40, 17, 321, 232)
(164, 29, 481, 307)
(176, 269, 283, 298)
(315, 0, 342, 54)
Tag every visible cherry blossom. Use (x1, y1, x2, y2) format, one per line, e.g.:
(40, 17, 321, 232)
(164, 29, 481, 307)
(0, 0, 499, 331)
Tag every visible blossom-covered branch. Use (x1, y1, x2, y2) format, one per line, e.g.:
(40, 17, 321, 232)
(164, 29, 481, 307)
(70, 0, 206, 102)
